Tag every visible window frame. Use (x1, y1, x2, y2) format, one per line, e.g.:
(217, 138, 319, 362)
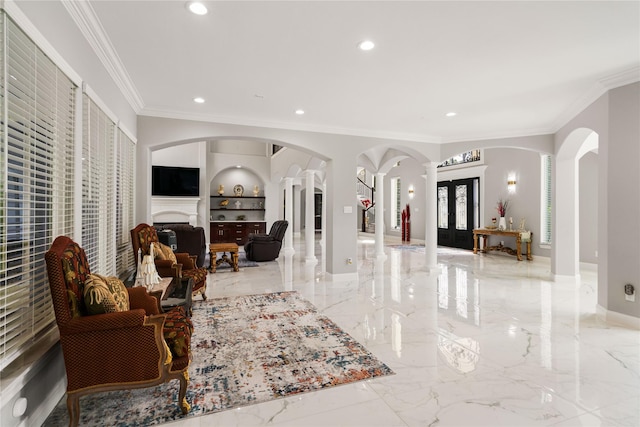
(540, 154, 552, 247)
(0, 13, 76, 370)
(390, 177, 401, 230)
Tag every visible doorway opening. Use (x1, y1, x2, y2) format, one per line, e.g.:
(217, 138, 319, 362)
(437, 178, 479, 250)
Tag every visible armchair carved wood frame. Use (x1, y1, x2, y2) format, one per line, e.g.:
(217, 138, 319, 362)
(130, 223, 207, 301)
(45, 236, 191, 427)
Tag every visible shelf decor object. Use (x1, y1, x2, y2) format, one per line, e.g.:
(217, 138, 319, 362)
(233, 184, 244, 197)
(253, 185, 260, 196)
(218, 184, 224, 195)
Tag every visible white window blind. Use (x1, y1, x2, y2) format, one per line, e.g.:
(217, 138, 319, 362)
(82, 94, 115, 274)
(390, 177, 401, 229)
(0, 14, 76, 369)
(115, 128, 135, 275)
(541, 154, 552, 245)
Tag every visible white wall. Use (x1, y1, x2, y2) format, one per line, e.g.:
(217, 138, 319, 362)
(483, 148, 548, 257)
(383, 159, 427, 241)
(554, 82, 639, 321)
(579, 152, 598, 264)
(152, 143, 201, 167)
(606, 83, 640, 318)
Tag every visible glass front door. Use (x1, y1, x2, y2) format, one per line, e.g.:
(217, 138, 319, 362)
(437, 178, 479, 250)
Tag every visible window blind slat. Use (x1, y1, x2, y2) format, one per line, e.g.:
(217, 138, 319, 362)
(0, 14, 76, 370)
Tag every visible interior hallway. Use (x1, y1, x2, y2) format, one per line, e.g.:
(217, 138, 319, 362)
(165, 234, 639, 427)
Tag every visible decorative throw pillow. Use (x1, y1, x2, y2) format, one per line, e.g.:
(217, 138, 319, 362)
(98, 274, 130, 312)
(163, 307, 193, 358)
(83, 274, 119, 315)
(83, 274, 130, 314)
(154, 242, 177, 265)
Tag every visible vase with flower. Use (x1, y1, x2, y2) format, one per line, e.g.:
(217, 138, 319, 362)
(496, 198, 509, 230)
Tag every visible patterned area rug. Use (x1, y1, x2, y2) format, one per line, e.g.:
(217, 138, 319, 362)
(44, 291, 393, 426)
(387, 243, 425, 252)
(214, 253, 259, 269)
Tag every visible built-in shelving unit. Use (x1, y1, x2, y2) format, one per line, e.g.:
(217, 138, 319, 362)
(210, 195, 266, 244)
(210, 195, 265, 220)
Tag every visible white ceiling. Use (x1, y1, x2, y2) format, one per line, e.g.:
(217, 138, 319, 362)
(78, 1, 639, 143)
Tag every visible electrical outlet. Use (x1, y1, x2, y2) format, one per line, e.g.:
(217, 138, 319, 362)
(625, 284, 635, 302)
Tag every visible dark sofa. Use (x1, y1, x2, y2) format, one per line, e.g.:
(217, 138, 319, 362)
(244, 220, 288, 262)
(155, 223, 207, 268)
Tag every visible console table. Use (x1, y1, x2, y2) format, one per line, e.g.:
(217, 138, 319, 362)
(473, 228, 533, 261)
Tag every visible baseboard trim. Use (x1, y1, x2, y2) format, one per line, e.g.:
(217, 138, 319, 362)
(326, 272, 359, 282)
(596, 304, 640, 329)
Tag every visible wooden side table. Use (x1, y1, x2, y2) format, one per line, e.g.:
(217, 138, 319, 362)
(161, 277, 194, 317)
(209, 242, 240, 272)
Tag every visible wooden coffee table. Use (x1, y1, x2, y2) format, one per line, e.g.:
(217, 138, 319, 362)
(209, 243, 239, 272)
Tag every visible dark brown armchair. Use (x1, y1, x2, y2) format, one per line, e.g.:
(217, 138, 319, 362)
(131, 223, 207, 300)
(244, 220, 288, 262)
(155, 223, 207, 268)
(45, 236, 191, 427)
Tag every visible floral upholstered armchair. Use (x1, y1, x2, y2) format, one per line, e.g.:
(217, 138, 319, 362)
(45, 236, 192, 427)
(130, 223, 207, 300)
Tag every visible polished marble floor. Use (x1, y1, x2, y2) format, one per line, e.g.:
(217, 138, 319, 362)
(166, 235, 639, 427)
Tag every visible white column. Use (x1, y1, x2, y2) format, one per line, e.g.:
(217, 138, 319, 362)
(425, 162, 439, 273)
(375, 172, 386, 260)
(305, 169, 317, 263)
(320, 181, 327, 248)
(293, 185, 302, 236)
(283, 177, 295, 255)
(553, 157, 579, 277)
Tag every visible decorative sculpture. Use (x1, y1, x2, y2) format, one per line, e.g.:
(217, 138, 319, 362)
(137, 243, 161, 289)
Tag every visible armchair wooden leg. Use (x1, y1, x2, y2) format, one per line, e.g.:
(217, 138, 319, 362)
(178, 370, 191, 414)
(67, 394, 80, 427)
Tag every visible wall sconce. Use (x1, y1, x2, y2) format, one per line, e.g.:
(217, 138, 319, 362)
(408, 186, 415, 199)
(507, 174, 517, 193)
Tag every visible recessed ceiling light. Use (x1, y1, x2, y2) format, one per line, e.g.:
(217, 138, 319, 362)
(446, 112, 457, 117)
(187, 2, 208, 15)
(236, 165, 242, 168)
(193, 97, 205, 103)
(295, 109, 305, 115)
(358, 40, 375, 51)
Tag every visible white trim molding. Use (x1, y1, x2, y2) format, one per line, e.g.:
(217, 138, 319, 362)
(151, 197, 200, 226)
(597, 304, 640, 330)
(62, 0, 144, 112)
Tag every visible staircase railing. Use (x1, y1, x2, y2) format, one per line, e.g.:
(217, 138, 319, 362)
(356, 178, 375, 211)
(357, 178, 375, 232)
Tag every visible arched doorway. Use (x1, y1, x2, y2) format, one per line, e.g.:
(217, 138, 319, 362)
(553, 128, 599, 278)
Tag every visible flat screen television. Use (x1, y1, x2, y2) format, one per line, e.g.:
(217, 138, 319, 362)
(152, 166, 200, 197)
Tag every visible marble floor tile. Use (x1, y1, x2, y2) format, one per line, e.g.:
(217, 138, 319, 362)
(162, 235, 639, 427)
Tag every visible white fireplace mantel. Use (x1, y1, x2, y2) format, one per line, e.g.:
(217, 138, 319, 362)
(151, 197, 200, 226)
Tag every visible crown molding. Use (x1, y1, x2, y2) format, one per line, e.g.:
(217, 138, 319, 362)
(139, 107, 444, 144)
(62, 0, 144, 112)
(600, 65, 640, 90)
(439, 126, 556, 144)
(551, 65, 640, 134)
(2, 0, 82, 85)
